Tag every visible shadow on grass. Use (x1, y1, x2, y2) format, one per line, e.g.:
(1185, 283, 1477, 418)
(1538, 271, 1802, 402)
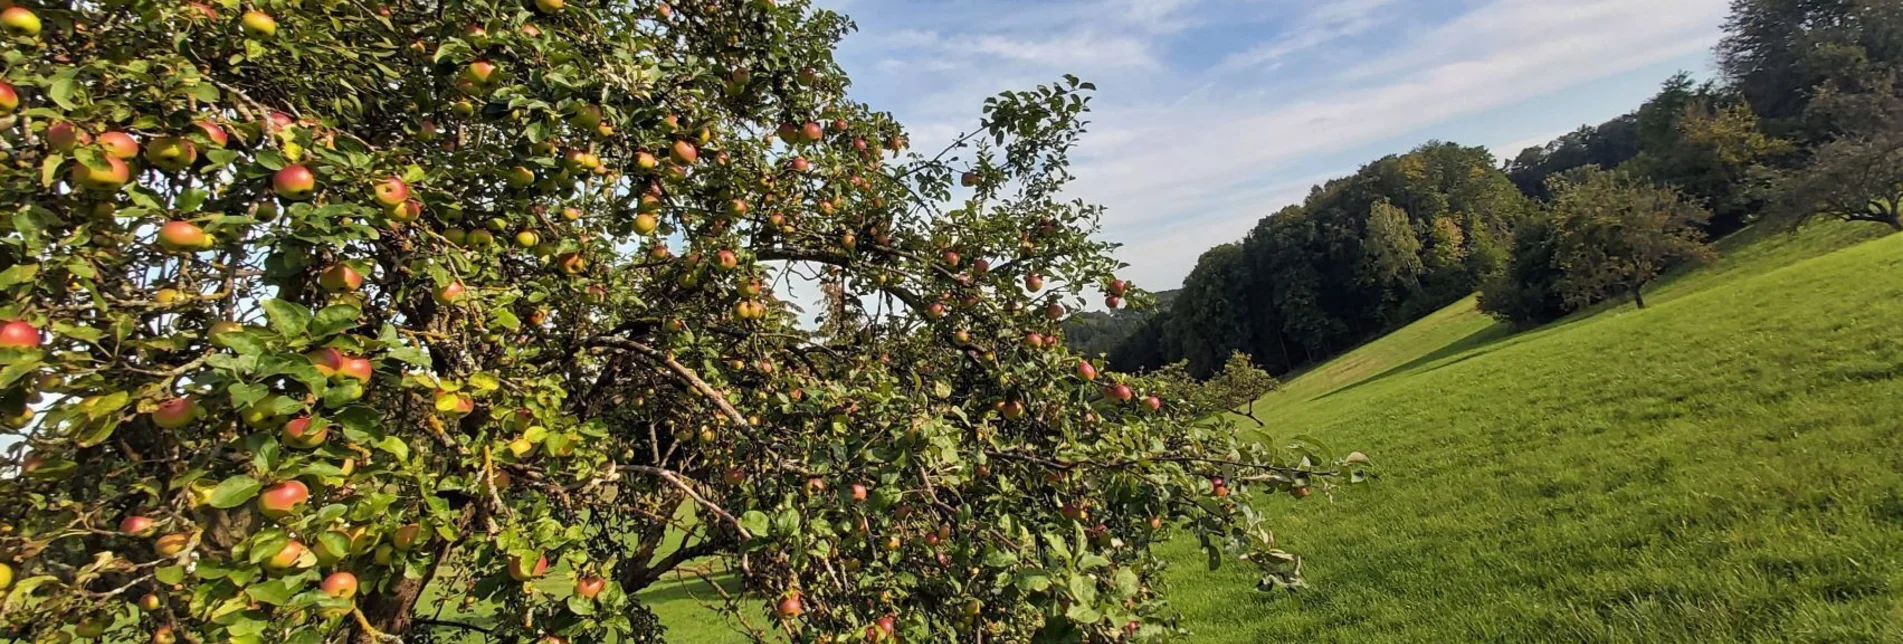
(1316, 321, 1517, 401)
(637, 569, 745, 605)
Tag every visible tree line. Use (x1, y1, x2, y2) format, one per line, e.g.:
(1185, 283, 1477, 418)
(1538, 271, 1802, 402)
(1082, 0, 1903, 377)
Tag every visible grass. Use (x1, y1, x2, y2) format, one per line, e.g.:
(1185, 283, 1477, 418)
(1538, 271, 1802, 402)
(636, 221, 1902, 642)
(1159, 221, 1903, 642)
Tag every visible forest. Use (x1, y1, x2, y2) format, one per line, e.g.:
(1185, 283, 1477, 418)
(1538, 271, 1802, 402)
(1085, 0, 1903, 379)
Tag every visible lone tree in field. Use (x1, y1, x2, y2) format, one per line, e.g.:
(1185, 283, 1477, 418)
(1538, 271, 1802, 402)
(0, 1, 1359, 643)
(1548, 168, 1715, 309)
(1772, 117, 1903, 232)
(1200, 353, 1280, 427)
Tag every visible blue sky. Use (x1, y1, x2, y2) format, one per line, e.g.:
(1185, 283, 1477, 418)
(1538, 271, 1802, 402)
(812, 0, 1733, 290)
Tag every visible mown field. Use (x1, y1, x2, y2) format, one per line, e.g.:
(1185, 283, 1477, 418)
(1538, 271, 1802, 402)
(533, 221, 1903, 642)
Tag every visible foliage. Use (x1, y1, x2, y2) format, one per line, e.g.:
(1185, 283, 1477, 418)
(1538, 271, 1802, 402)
(0, 2, 1360, 644)
(1196, 353, 1279, 426)
(1718, 0, 1903, 142)
(1061, 289, 1175, 359)
(1475, 214, 1571, 327)
(1547, 169, 1716, 309)
(1770, 121, 1903, 231)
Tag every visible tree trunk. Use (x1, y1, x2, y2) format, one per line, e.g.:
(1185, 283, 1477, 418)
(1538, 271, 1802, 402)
(1631, 283, 1647, 309)
(1885, 215, 1902, 232)
(352, 505, 474, 644)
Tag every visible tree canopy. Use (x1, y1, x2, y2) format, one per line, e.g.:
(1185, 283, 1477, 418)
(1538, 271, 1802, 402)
(0, 2, 1364, 643)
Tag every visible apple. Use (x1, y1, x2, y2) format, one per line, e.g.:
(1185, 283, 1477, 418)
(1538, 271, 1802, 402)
(283, 417, 327, 449)
(1210, 477, 1229, 497)
(1025, 273, 1044, 292)
(776, 592, 803, 618)
(1105, 295, 1122, 309)
(0, 320, 40, 348)
(71, 156, 131, 191)
(0, 82, 15, 115)
(307, 347, 346, 376)
(119, 515, 156, 536)
(1076, 361, 1097, 381)
(568, 104, 600, 129)
(1002, 400, 1025, 419)
(575, 576, 605, 599)
(74, 616, 109, 639)
(961, 171, 978, 187)
(942, 250, 960, 267)
(154, 533, 190, 557)
(431, 280, 468, 305)
(320, 572, 359, 599)
(151, 397, 198, 429)
(144, 137, 197, 172)
(273, 164, 316, 200)
(801, 121, 823, 142)
(557, 253, 586, 275)
(1290, 486, 1312, 499)
(318, 264, 363, 292)
(463, 60, 499, 86)
(388, 198, 423, 222)
(0, 6, 40, 37)
(153, 625, 177, 644)
(372, 177, 409, 207)
(46, 122, 87, 152)
(790, 156, 810, 173)
(669, 139, 698, 165)
(1105, 383, 1133, 402)
(195, 120, 229, 147)
(240, 10, 276, 38)
(508, 553, 549, 581)
(850, 483, 868, 503)
(138, 593, 162, 612)
(339, 356, 373, 381)
(873, 614, 897, 640)
(258, 480, 311, 517)
(715, 249, 738, 270)
(1108, 279, 1128, 296)
(536, 0, 564, 12)
(391, 523, 426, 551)
(264, 539, 307, 570)
(1045, 302, 1066, 321)
(97, 131, 140, 159)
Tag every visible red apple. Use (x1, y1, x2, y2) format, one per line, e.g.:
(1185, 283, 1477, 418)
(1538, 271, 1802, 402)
(338, 356, 373, 382)
(1105, 295, 1122, 309)
(557, 253, 586, 275)
(715, 249, 738, 270)
(1002, 400, 1025, 419)
(273, 164, 317, 200)
(850, 483, 869, 503)
(1105, 384, 1133, 402)
(961, 171, 978, 187)
(157, 220, 210, 253)
(145, 137, 198, 172)
(1076, 361, 1097, 381)
(391, 523, 426, 551)
(46, 122, 86, 152)
(388, 198, 423, 222)
(307, 347, 346, 376)
(97, 131, 139, 159)
(372, 177, 409, 207)
(670, 139, 698, 165)
(264, 539, 307, 570)
(320, 571, 358, 599)
(1045, 303, 1065, 320)
(0, 81, 15, 114)
(776, 592, 803, 618)
(151, 397, 198, 429)
(801, 121, 823, 142)
(1108, 279, 1128, 296)
(282, 417, 327, 449)
(119, 515, 156, 536)
(0, 320, 40, 349)
(1142, 395, 1162, 412)
(71, 155, 131, 191)
(508, 553, 549, 581)
(195, 120, 229, 148)
(463, 60, 499, 86)
(1025, 273, 1044, 292)
(941, 250, 960, 267)
(318, 264, 363, 292)
(258, 480, 311, 517)
(575, 576, 605, 599)
(435, 280, 466, 304)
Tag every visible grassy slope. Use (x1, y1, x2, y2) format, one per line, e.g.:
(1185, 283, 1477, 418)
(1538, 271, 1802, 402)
(1159, 222, 1903, 642)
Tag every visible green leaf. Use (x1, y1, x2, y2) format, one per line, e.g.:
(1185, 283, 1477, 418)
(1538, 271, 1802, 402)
(375, 436, 410, 462)
(1064, 603, 1103, 625)
(262, 299, 312, 337)
(228, 383, 268, 409)
(309, 304, 363, 338)
(1014, 570, 1052, 593)
(155, 565, 187, 585)
(208, 475, 263, 508)
(176, 189, 211, 212)
(48, 75, 81, 109)
(740, 510, 769, 537)
(245, 576, 303, 605)
(0, 263, 39, 287)
(73, 417, 120, 448)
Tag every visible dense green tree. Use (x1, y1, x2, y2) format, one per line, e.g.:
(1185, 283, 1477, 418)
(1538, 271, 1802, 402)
(1548, 169, 1717, 309)
(1771, 122, 1903, 231)
(1198, 352, 1280, 427)
(1718, 0, 1903, 141)
(0, 2, 1358, 643)
(1476, 213, 1572, 327)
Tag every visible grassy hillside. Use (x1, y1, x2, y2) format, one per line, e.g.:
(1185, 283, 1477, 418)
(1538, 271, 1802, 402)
(1160, 221, 1903, 642)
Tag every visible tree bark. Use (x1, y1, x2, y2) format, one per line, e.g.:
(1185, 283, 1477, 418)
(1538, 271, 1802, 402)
(1631, 283, 1647, 309)
(352, 504, 475, 644)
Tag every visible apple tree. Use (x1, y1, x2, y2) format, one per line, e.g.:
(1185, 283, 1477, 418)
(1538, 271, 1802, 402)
(0, 0, 1361, 642)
